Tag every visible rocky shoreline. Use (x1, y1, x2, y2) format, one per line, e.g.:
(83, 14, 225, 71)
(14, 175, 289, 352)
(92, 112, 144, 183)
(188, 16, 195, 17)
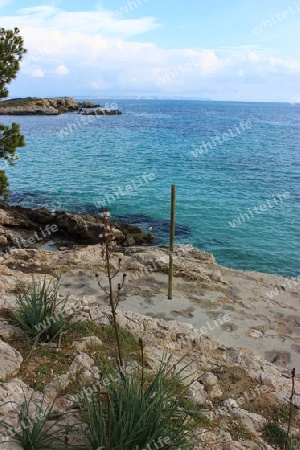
(0, 201, 152, 251)
(0, 202, 299, 449)
(0, 97, 122, 115)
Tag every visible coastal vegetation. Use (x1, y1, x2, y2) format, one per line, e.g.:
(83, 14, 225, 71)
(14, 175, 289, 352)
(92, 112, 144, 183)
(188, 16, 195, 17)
(0, 27, 26, 199)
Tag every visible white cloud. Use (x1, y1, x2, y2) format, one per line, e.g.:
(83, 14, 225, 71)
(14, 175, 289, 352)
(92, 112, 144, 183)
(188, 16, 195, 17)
(14, 25, 300, 100)
(54, 64, 69, 75)
(1, 5, 299, 100)
(2, 5, 161, 38)
(31, 68, 46, 77)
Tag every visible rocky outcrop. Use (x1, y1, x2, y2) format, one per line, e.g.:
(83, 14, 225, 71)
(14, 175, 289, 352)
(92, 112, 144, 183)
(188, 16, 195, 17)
(0, 202, 152, 250)
(0, 97, 78, 115)
(0, 98, 121, 116)
(0, 105, 60, 115)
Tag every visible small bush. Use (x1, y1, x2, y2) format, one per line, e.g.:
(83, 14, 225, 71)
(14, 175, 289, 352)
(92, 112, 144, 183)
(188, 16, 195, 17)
(264, 421, 297, 449)
(11, 277, 69, 342)
(77, 356, 197, 449)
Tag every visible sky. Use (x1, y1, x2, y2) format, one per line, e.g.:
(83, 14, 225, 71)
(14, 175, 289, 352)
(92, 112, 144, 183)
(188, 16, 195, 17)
(1, 0, 300, 101)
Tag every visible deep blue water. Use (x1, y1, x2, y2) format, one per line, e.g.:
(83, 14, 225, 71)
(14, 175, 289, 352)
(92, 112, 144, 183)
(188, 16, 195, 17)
(1, 100, 299, 277)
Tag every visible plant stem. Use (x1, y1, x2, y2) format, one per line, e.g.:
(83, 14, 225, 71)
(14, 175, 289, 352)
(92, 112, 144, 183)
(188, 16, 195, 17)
(139, 338, 144, 392)
(284, 367, 295, 450)
(105, 240, 123, 367)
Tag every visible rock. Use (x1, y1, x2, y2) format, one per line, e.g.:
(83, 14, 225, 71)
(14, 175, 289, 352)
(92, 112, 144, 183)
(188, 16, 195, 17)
(0, 98, 121, 116)
(0, 439, 24, 449)
(0, 236, 8, 246)
(260, 373, 277, 390)
(72, 336, 103, 353)
(0, 340, 23, 380)
(0, 379, 32, 430)
(0, 321, 25, 340)
(201, 372, 218, 387)
(223, 399, 266, 434)
(79, 101, 100, 108)
(249, 329, 263, 339)
(69, 353, 94, 374)
(79, 109, 122, 115)
(123, 236, 136, 246)
(0, 202, 151, 247)
(0, 105, 59, 115)
(189, 381, 207, 404)
(209, 385, 223, 399)
(45, 374, 70, 400)
(80, 365, 100, 384)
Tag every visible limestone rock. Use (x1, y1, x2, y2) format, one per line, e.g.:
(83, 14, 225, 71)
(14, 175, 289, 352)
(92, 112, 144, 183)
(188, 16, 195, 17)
(208, 385, 223, 399)
(260, 373, 277, 390)
(201, 371, 218, 387)
(0, 379, 32, 430)
(69, 353, 94, 374)
(223, 399, 266, 434)
(0, 439, 24, 449)
(0, 202, 150, 247)
(0, 340, 23, 380)
(123, 245, 226, 283)
(0, 321, 25, 340)
(72, 336, 103, 353)
(0, 105, 59, 115)
(45, 374, 70, 401)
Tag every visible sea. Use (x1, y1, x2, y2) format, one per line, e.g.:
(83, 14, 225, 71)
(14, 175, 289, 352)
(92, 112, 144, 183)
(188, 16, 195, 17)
(1, 100, 299, 278)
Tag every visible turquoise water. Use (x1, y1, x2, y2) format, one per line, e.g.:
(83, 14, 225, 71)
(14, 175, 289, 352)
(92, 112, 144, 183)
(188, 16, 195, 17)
(1, 100, 299, 277)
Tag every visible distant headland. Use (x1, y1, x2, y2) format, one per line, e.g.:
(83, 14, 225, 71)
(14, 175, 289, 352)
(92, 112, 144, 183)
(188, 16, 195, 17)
(0, 97, 122, 115)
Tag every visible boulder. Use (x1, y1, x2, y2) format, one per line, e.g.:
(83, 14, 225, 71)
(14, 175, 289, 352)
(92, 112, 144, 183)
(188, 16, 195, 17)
(0, 340, 23, 380)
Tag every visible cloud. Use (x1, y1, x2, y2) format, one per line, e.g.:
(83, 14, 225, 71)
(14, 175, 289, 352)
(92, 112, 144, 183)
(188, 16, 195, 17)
(31, 68, 46, 77)
(13, 26, 300, 100)
(54, 64, 69, 75)
(1, 4, 299, 100)
(2, 5, 161, 38)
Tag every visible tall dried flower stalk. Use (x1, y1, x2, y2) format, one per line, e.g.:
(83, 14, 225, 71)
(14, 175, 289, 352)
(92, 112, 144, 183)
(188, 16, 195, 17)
(96, 209, 127, 366)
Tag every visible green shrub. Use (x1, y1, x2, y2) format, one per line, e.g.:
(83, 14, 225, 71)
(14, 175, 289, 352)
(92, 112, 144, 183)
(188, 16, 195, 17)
(264, 421, 297, 449)
(11, 277, 69, 342)
(77, 356, 198, 449)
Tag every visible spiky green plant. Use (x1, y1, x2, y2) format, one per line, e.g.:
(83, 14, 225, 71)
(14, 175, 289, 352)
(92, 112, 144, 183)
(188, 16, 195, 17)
(11, 277, 69, 343)
(76, 355, 199, 450)
(0, 391, 66, 450)
(264, 422, 297, 449)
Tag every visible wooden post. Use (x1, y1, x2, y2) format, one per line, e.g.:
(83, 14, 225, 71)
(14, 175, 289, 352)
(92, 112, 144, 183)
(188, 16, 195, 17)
(168, 185, 176, 299)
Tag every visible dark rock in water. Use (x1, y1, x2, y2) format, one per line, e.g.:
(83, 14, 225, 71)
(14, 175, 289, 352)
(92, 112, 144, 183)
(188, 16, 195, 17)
(0, 202, 152, 247)
(78, 109, 122, 116)
(75, 207, 190, 243)
(78, 101, 101, 109)
(114, 214, 190, 243)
